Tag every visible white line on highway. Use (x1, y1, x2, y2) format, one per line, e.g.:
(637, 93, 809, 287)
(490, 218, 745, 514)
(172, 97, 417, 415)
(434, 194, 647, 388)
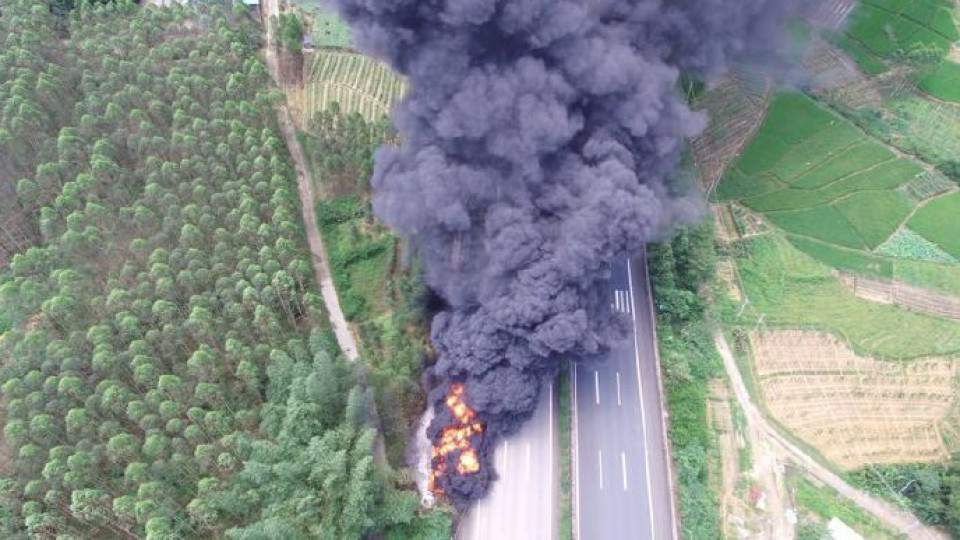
(594, 370, 600, 405)
(573, 366, 582, 540)
(627, 258, 658, 539)
(598, 450, 604, 491)
(472, 497, 482, 540)
(621, 451, 629, 491)
(616, 371, 622, 407)
(525, 442, 531, 483)
(503, 440, 510, 472)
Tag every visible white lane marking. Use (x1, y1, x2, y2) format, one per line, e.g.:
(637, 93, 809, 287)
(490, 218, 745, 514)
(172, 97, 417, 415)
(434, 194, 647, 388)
(503, 440, 509, 472)
(621, 451, 629, 491)
(598, 449, 604, 491)
(472, 497, 482, 540)
(573, 366, 582, 540)
(627, 258, 658, 540)
(525, 442, 531, 483)
(616, 371, 622, 407)
(628, 288, 634, 313)
(548, 380, 554, 540)
(614, 290, 620, 312)
(594, 370, 600, 405)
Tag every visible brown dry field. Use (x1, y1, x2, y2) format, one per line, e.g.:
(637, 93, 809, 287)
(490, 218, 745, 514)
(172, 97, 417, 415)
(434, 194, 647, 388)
(838, 273, 960, 321)
(692, 72, 771, 193)
(750, 331, 958, 470)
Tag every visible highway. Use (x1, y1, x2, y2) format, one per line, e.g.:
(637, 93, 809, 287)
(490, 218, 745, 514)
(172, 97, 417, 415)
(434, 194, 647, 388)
(573, 254, 677, 540)
(457, 381, 557, 540)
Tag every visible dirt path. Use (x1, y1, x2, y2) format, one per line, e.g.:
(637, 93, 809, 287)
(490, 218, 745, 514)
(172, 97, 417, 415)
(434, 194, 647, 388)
(714, 331, 949, 540)
(262, 0, 359, 362)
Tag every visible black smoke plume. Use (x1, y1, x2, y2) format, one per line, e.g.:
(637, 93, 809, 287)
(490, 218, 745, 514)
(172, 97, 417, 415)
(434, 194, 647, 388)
(333, 0, 799, 505)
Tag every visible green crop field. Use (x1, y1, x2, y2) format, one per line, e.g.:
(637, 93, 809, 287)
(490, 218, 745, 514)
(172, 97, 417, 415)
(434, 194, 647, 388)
(767, 205, 866, 249)
(716, 92, 935, 254)
(294, 50, 407, 125)
(838, 0, 959, 73)
(735, 235, 960, 360)
(877, 228, 957, 264)
(918, 61, 960, 103)
(834, 190, 915, 248)
(909, 192, 960, 258)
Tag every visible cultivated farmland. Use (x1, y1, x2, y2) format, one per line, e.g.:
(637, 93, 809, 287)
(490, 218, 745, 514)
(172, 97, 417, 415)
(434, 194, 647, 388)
(908, 192, 960, 259)
(918, 60, 960, 102)
(714, 93, 948, 255)
(836, 0, 959, 74)
(750, 331, 957, 469)
(734, 235, 960, 360)
(287, 50, 407, 129)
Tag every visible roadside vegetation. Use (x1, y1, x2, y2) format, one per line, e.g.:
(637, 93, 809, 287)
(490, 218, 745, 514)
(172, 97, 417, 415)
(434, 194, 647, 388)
(649, 223, 723, 540)
(298, 103, 428, 470)
(558, 369, 573, 540)
(0, 1, 445, 538)
(789, 472, 905, 540)
(848, 462, 960, 536)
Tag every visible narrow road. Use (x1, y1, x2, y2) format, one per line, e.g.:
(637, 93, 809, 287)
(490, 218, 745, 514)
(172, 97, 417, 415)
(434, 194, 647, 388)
(714, 332, 950, 540)
(261, 0, 359, 361)
(573, 254, 678, 540)
(457, 381, 558, 540)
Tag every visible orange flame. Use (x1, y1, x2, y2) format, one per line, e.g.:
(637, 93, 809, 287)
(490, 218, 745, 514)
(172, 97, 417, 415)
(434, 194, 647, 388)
(429, 383, 485, 494)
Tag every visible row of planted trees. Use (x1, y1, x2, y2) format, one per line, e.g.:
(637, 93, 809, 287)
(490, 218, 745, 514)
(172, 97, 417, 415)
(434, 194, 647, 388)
(0, 1, 447, 538)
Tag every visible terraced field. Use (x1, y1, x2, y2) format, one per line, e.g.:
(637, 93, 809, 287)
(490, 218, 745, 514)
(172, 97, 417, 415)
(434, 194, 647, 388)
(751, 330, 957, 469)
(732, 235, 960, 360)
(287, 51, 407, 128)
(715, 92, 958, 266)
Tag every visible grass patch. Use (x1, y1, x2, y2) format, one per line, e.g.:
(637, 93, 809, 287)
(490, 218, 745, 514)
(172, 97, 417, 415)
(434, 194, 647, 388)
(650, 226, 723, 540)
(787, 235, 894, 278)
(893, 259, 960, 297)
(316, 196, 395, 322)
(290, 1, 353, 48)
(833, 190, 914, 248)
(737, 234, 960, 359)
(789, 473, 906, 540)
(908, 192, 960, 258)
(918, 61, 960, 103)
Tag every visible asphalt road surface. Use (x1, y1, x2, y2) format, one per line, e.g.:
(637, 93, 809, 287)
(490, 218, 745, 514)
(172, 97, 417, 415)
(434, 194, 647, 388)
(573, 254, 677, 540)
(458, 381, 557, 540)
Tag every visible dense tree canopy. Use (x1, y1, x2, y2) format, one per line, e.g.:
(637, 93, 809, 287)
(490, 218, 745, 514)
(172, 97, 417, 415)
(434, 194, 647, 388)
(0, 1, 447, 537)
